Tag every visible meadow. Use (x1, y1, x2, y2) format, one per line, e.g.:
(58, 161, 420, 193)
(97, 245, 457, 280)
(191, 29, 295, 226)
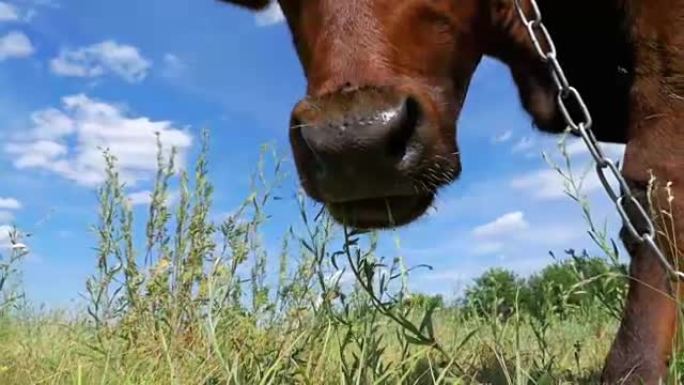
(0, 135, 679, 385)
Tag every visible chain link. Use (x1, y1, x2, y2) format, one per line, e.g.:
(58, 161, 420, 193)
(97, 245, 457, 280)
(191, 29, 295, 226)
(513, 0, 684, 280)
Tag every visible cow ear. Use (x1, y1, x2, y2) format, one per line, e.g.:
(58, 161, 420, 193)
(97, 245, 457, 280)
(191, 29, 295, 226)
(218, 0, 271, 10)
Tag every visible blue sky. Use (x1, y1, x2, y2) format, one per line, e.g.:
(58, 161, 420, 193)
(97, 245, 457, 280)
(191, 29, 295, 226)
(0, 0, 628, 305)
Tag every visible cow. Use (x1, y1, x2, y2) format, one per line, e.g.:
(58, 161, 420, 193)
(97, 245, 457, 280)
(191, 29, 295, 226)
(219, 1, 684, 383)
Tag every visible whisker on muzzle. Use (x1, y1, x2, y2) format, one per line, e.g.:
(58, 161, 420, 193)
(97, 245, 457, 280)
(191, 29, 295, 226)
(384, 198, 396, 227)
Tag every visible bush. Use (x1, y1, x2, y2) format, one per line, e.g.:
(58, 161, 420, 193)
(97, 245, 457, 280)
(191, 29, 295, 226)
(462, 268, 526, 319)
(461, 253, 627, 321)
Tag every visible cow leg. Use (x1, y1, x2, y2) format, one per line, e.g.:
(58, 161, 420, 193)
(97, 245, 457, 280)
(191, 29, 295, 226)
(602, 226, 678, 383)
(599, 11, 684, 373)
(602, 177, 683, 384)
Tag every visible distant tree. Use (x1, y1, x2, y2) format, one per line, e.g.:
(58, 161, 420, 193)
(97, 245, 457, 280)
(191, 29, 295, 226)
(526, 251, 628, 319)
(406, 293, 444, 310)
(460, 252, 628, 321)
(526, 261, 582, 319)
(562, 250, 628, 319)
(462, 268, 526, 319)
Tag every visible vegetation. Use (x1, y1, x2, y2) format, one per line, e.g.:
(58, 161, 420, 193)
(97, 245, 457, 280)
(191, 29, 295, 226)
(0, 133, 679, 384)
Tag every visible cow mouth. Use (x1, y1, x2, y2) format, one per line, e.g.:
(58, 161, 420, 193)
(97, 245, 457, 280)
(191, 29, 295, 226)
(325, 194, 435, 229)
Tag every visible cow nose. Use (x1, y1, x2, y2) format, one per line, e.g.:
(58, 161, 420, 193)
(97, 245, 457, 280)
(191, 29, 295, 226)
(290, 91, 424, 202)
(300, 96, 419, 161)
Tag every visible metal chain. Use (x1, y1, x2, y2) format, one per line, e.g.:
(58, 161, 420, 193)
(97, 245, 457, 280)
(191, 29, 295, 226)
(512, 0, 684, 280)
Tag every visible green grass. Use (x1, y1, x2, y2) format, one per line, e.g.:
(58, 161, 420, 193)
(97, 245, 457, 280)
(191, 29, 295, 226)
(0, 132, 678, 384)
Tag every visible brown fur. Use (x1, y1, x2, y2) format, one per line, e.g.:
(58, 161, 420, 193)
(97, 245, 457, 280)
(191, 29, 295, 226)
(219, 1, 684, 383)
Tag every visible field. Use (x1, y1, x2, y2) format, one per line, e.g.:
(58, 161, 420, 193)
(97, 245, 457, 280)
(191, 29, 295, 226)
(0, 137, 681, 385)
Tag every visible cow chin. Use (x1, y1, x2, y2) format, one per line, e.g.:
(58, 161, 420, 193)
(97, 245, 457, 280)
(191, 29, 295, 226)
(325, 193, 436, 229)
(299, 151, 461, 229)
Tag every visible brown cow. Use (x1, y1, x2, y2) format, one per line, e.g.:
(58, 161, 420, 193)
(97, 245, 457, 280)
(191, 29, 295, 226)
(219, 0, 684, 383)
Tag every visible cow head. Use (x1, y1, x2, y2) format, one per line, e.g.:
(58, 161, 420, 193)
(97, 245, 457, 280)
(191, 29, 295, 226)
(220, 0, 560, 228)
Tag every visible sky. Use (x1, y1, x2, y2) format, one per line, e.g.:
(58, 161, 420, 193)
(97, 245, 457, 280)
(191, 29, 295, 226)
(0, 0, 629, 306)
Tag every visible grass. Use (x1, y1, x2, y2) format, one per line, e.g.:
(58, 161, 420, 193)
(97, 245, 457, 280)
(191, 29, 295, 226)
(0, 306, 616, 384)
(0, 132, 678, 384)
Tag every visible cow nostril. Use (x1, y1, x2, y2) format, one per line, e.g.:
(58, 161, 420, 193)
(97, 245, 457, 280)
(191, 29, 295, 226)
(291, 116, 330, 180)
(387, 96, 422, 159)
(292, 116, 316, 158)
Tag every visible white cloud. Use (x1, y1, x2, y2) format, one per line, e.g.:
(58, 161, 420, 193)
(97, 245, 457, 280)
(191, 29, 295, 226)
(0, 197, 21, 210)
(520, 223, 584, 246)
(0, 198, 21, 229)
(492, 130, 513, 144)
(29, 107, 75, 139)
(473, 211, 529, 238)
(0, 211, 13, 223)
(0, 2, 19, 21)
(509, 137, 626, 201)
(5, 94, 193, 187)
(421, 269, 464, 282)
(510, 167, 604, 201)
(20, 0, 61, 23)
(255, 2, 284, 26)
(510, 169, 569, 200)
(417, 253, 554, 285)
(128, 190, 179, 207)
(0, 30, 34, 60)
(128, 190, 152, 206)
(161, 53, 185, 78)
(564, 139, 625, 160)
(511, 136, 535, 154)
(50, 41, 151, 82)
(0, 225, 12, 248)
(6, 140, 67, 168)
(472, 241, 504, 256)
